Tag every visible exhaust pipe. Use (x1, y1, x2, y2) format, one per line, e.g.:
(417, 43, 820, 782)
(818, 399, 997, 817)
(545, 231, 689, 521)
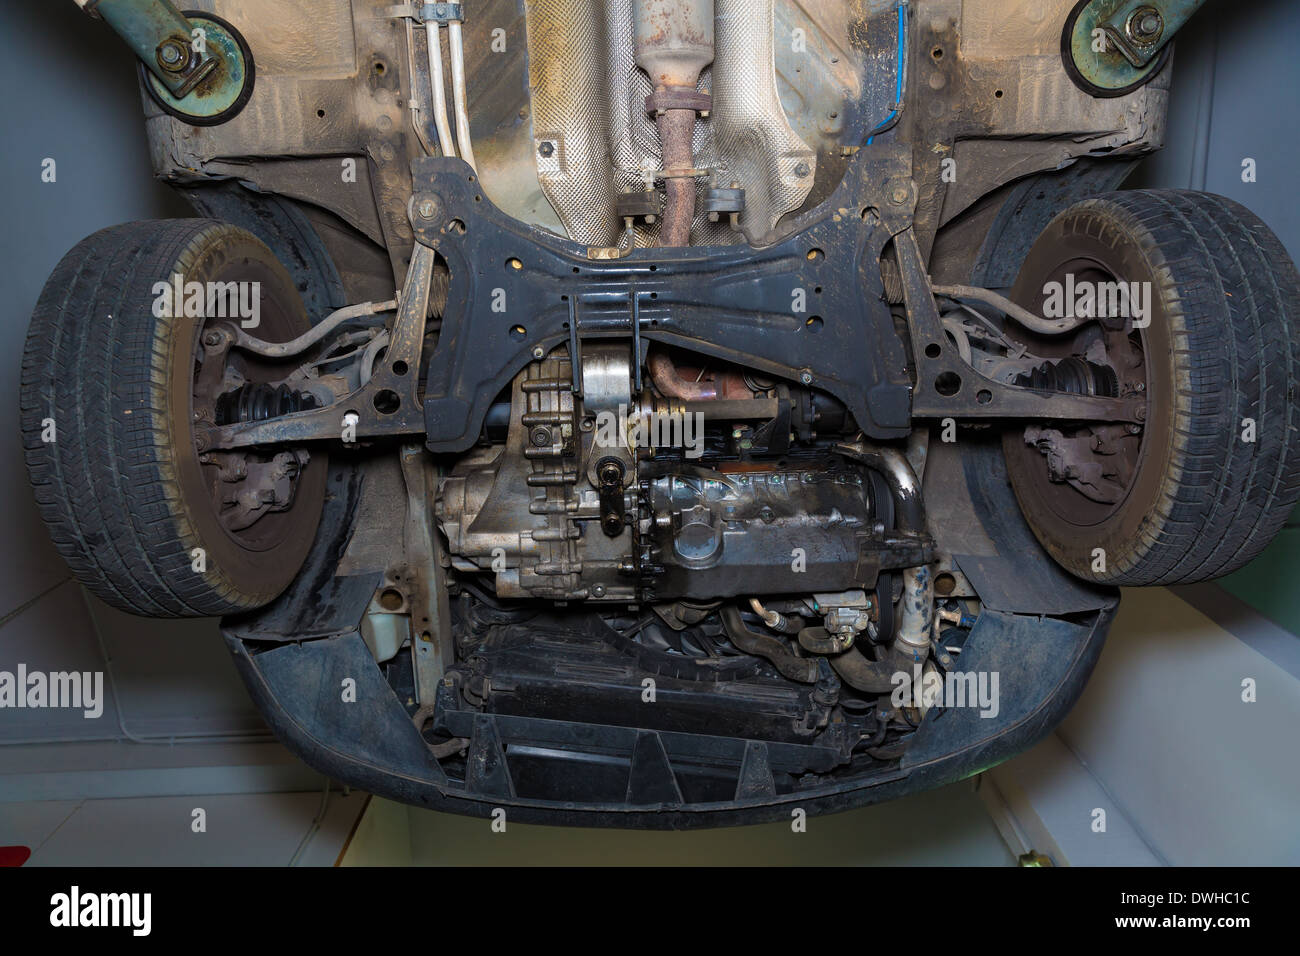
(826, 443, 935, 693)
(633, 0, 715, 246)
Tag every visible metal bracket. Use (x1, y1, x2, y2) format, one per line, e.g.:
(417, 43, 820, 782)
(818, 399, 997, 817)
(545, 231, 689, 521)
(411, 150, 917, 452)
(89, 0, 216, 97)
(204, 237, 434, 451)
(892, 228, 1144, 424)
(386, 2, 464, 22)
(1062, 0, 1205, 97)
(204, 143, 1146, 456)
(401, 444, 453, 704)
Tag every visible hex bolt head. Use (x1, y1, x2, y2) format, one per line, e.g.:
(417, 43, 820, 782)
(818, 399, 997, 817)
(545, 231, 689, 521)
(1128, 7, 1164, 42)
(531, 345, 545, 359)
(890, 185, 910, 205)
(157, 39, 189, 72)
(794, 162, 811, 178)
(416, 198, 437, 220)
(799, 371, 813, 385)
(202, 331, 222, 347)
(538, 141, 555, 158)
(591, 584, 606, 598)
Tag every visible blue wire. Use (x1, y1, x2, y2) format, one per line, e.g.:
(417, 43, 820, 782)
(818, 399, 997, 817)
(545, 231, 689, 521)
(866, 1, 908, 145)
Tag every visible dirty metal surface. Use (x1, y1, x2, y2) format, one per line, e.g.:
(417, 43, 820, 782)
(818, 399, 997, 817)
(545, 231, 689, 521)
(139, 0, 1172, 286)
(414, 148, 917, 451)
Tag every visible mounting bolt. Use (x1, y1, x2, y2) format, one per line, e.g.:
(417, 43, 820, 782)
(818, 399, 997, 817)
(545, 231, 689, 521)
(538, 141, 555, 158)
(799, 370, 813, 385)
(890, 184, 910, 205)
(530, 426, 552, 447)
(531, 345, 545, 359)
(1127, 6, 1164, 43)
(202, 330, 222, 347)
(416, 198, 437, 220)
(157, 38, 189, 73)
(794, 161, 811, 178)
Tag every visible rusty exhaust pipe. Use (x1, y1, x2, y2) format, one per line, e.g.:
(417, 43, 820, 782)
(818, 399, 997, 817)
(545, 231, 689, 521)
(634, 0, 715, 247)
(647, 351, 717, 400)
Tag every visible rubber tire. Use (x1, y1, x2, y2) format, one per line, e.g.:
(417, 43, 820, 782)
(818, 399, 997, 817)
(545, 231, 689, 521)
(1004, 190, 1300, 586)
(21, 220, 326, 617)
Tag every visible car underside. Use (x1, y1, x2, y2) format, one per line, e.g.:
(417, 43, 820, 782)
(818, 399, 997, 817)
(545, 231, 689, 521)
(22, 0, 1300, 826)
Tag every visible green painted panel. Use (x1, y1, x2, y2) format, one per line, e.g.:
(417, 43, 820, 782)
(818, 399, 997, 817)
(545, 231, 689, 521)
(1218, 526, 1300, 636)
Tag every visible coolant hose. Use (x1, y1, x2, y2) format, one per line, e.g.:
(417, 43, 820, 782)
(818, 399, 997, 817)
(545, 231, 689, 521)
(720, 606, 818, 684)
(827, 642, 917, 694)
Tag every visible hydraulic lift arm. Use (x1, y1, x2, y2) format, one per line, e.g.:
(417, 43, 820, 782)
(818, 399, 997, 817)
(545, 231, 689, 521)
(1063, 0, 1210, 97)
(77, 0, 255, 125)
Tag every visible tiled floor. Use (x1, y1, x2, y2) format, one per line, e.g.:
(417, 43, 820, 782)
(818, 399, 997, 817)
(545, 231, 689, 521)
(0, 741, 368, 866)
(4, 789, 366, 867)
